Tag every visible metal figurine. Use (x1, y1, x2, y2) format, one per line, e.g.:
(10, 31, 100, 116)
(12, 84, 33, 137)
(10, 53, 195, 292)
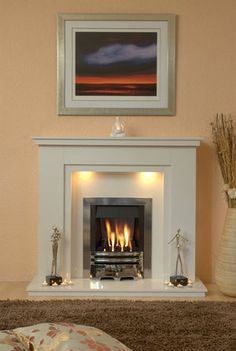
(51, 226, 62, 276)
(168, 229, 189, 286)
(46, 226, 63, 286)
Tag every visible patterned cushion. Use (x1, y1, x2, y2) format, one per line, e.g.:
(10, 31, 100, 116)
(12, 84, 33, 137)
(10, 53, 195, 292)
(13, 322, 131, 351)
(0, 330, 28, 351)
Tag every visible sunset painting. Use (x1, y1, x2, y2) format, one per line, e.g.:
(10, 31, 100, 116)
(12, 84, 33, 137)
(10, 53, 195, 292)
(75, 32, 157, 96)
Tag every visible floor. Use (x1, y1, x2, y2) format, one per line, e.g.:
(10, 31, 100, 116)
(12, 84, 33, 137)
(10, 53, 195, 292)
(0, 282, 235, 301)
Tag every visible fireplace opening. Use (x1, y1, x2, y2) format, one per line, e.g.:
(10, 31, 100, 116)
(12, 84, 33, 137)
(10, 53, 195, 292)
(83, 198, 152, 280)
(92, 205, 144, 253)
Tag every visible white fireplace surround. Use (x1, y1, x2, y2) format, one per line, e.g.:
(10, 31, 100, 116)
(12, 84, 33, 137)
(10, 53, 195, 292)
(27, 137, 207, 297)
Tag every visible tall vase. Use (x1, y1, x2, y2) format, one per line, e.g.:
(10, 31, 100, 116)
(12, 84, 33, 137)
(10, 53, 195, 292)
(215, 207, 236, 297)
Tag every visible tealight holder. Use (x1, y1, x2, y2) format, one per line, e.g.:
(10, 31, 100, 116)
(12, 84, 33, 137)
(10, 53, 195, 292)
(168, 282, 174, 287)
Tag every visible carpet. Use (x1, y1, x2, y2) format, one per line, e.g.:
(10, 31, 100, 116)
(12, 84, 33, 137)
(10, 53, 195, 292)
(0, 300, 235, 351)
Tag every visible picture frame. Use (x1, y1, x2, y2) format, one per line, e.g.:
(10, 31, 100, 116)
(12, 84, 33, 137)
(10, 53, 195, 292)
(57, 14, 176, 116)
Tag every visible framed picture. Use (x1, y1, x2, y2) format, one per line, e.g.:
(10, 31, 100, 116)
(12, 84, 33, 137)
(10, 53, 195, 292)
(57, 14, 176, 116)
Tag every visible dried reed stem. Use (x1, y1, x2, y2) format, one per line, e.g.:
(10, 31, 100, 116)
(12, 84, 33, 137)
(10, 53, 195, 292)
(211, 113, 236, 208)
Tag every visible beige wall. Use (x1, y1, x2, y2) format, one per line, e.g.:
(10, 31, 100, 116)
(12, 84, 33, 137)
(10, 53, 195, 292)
(0, 0, 235, 283)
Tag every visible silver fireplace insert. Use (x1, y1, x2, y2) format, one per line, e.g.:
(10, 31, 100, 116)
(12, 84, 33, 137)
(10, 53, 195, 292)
(83, 197, 152, 280)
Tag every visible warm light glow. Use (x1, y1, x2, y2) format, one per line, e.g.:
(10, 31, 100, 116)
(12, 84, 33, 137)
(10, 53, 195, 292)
(78, 172, 93, 180)
(143, 172, 154, 178)
(138, 172, 163, 185)
(140, 172, 156, 183)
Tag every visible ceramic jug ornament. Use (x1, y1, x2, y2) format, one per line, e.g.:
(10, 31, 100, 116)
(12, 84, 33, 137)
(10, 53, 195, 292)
(212, 114, 236, 297)
(215, 208, 236, 297)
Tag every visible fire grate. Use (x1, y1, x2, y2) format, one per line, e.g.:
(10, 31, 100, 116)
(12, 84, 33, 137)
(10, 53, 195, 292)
(90, 251, 143, 280)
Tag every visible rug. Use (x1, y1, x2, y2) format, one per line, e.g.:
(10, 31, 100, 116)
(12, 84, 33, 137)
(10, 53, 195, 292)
(0, 300, 235, 351)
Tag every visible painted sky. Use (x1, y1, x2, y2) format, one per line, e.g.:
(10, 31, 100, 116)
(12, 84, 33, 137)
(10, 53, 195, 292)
(75, 32, 157, 85)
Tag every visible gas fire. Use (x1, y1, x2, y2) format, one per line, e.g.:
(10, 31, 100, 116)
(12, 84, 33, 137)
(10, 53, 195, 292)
(104, 219, 132, 252)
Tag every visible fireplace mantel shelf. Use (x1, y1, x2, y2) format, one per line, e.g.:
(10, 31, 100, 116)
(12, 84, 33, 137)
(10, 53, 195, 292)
(32, 136, 203, 147)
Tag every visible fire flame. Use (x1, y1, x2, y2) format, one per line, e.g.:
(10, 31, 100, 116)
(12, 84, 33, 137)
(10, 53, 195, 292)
(104, 219, 132, 252)
(105, 220, 112, 247)
(111, 232, 116, 252)
(124, 224, 132, 252)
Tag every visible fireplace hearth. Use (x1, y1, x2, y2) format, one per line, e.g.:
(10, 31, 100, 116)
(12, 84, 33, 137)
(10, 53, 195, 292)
(83, 198, 151, 280)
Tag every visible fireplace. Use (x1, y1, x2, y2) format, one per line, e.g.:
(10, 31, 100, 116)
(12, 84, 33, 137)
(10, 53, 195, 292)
(83, 198, 152, 280)
(27, 137, 207, 297)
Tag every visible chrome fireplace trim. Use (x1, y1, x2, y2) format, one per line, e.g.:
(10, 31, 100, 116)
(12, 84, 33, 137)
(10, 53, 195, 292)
(83, 197, 152, 278)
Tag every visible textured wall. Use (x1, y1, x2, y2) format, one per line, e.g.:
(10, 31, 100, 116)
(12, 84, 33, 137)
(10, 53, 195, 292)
(0, 0, 235, 282)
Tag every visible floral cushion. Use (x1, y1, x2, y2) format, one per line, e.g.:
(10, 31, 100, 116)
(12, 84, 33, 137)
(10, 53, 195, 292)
(0, 330, 28, 351)
(13, 322, 131, 351)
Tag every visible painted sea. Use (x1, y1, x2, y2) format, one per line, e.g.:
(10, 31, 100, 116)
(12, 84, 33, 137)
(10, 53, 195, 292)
(75, 83, 156, 96)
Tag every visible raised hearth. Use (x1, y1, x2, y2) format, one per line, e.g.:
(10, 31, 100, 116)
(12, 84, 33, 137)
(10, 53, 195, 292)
(27, 137, 207, 297)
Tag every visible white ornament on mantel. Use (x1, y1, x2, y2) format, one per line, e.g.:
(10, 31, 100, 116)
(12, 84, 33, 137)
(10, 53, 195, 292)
(110, 116, 125, 137)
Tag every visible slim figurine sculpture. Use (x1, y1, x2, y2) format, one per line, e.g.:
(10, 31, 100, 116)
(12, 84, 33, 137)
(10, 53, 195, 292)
(51, 226, 61, 276)
(46, 226, 63, 286)
(168, 229, 189, 286)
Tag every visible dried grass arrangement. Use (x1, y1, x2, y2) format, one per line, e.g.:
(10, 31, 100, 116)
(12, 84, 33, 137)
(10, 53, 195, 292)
(211, 113, 236, 208)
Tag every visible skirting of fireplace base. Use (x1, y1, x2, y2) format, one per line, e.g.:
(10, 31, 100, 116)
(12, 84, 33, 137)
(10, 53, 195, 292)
(27, 277, 207, 297)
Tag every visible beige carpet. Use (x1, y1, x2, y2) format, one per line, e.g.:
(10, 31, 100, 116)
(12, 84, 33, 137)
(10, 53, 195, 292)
(0, 300, 235, 351)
